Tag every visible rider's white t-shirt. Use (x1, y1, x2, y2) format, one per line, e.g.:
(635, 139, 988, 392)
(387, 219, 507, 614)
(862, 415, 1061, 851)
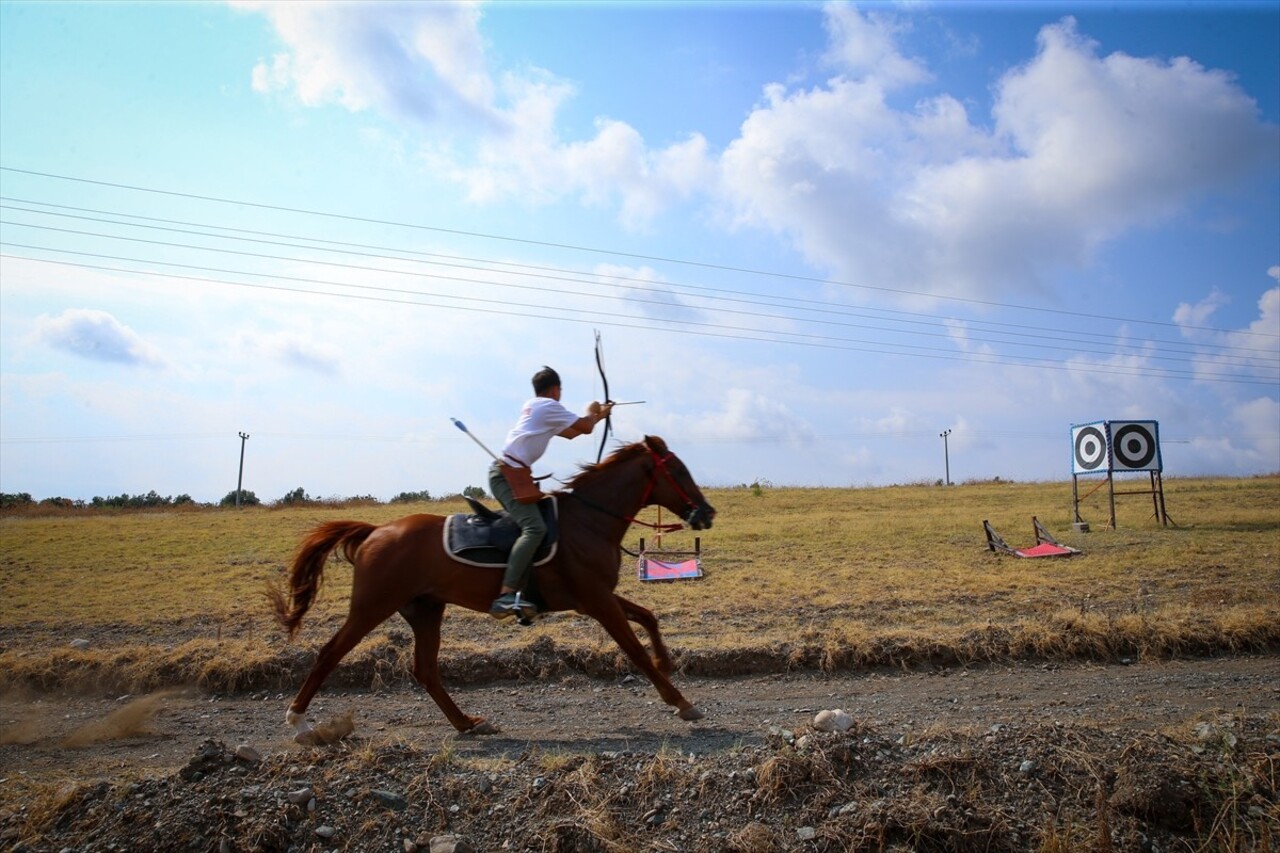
(501, 396, 579, 467)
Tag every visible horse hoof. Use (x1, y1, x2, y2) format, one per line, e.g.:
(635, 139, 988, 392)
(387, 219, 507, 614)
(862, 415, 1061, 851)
(678, 705, 705, 722)
(463, 719, 500, 736)
(294, 730, 323, 746)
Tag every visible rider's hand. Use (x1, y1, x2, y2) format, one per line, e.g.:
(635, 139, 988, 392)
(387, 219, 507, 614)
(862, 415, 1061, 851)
(599, 401, 615, 418)
(587, 401, 603, 416)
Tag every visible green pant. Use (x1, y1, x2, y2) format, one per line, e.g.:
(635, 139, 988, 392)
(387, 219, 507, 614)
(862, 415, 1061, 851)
(488, 461, 547, 592)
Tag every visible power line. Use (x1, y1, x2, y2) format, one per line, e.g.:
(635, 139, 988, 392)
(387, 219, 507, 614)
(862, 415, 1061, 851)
(5, 196, 1270, 358)
(6, 251, 1276, 387)
(6, 222, 1274, 372)
(4, 200, 1274, 367)
(4, 165, 1274, 339)
(3, 167, 1275, 389)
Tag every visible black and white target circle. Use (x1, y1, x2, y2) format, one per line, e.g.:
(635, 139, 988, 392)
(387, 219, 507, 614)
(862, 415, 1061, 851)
(1111, 422, 1158, 470)
(1073, 425, 1107, 471)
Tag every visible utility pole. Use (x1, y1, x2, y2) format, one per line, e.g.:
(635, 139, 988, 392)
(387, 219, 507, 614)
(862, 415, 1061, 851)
(939, 429, 952, 486)
(236, 432, 250, 508)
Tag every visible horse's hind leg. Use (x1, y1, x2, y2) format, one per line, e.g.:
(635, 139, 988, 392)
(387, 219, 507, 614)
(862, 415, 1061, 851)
(615, 594, 674, 675)
(585, 597, 703, 721)
(286, 608, 392, 743)
(399, 598, 498, 735)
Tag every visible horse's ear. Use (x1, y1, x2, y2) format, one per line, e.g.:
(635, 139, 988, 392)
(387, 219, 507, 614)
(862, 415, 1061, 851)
(644, 435, 668, 455)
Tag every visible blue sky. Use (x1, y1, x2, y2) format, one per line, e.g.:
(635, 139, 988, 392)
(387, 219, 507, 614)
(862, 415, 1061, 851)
(1, 0, 1277, 505)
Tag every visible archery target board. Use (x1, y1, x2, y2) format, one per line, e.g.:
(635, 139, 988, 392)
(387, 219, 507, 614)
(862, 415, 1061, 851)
(1071, 420, 1162, 474)
(1071, 422, 1109, 474)
(1109, 421, 1162, 472)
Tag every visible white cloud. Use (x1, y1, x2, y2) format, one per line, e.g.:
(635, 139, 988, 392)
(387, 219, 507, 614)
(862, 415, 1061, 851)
(721, 14, 1279, 301)
(31, 309, 165, 367)
(1174, 281, 1280, 383)
(692, 388, 813, 444)
(942, 318, 995, 356)
(1173, 289, 1230, 330)
(1181, 395, 1280, 475)
(239, 0, 714, 228)
(236, 0, 499, 131)
(247, 330, 342, 375)
(236, 2, 1277, 299)
(463, 107, 714, 229)
(989, 19, 1274, 220)
(592, 264, 701, 324)
(868, 406, 924, 435)
(822, 1, 930, 88)
(1234, 396, 1280, 439)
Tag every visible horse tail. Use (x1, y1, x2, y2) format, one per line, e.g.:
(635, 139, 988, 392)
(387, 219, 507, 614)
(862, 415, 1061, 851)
(270, 520, 377, 638)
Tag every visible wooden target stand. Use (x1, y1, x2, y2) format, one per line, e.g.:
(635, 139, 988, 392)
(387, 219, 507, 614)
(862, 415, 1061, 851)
(1072, 470, 1172, 530)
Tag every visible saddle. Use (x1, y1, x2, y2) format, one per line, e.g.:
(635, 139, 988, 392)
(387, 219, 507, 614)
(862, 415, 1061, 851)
(442, 496, 560, 568)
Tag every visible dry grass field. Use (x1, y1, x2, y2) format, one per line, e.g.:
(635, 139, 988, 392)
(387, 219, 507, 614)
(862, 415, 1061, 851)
(1, 476, 1277, 853)
(1, 475, 1276, 694)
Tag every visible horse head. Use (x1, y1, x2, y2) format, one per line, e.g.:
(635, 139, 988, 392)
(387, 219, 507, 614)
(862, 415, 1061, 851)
(568, 436, 716, 531)
(638, 436, 717, 530)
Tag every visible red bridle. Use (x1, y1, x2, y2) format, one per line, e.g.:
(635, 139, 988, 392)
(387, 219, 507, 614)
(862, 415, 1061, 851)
(574, 445, 706, 533)
(631, 448, 703, 532)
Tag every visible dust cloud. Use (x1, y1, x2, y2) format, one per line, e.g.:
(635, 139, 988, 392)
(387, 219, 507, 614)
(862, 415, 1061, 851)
(61, 691, 178, 748)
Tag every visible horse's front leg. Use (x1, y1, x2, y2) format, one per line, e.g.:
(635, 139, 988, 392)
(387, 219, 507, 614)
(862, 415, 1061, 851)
(400, 599, 498, 734)
(585, 595, 702, 721)
(615, 594, 674, 676)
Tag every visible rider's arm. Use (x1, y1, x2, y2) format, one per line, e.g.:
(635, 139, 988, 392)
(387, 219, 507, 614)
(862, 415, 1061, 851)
(559, 402, 613, 438)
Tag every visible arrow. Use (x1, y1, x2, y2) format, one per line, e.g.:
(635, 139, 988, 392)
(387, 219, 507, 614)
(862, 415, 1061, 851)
(450, 417, 500, 462)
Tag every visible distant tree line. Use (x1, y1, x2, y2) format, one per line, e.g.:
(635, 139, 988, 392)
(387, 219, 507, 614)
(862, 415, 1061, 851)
(1, 485, 489, 513)
(390, 485, 486, 503)
(2, 490, 197, 510)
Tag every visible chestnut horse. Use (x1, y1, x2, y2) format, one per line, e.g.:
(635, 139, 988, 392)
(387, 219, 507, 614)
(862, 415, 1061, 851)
(271, 435, 716, 741)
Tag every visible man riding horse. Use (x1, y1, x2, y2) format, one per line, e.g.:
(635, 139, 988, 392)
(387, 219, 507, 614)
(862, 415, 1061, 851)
(274, 360, 714, 739)
(487, 366, 613, 621)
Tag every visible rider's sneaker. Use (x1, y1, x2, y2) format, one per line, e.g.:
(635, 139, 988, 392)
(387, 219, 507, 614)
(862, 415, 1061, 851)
(489, 592, 537, 620)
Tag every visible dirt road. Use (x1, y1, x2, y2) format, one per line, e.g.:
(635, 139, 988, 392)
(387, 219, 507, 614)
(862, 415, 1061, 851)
(4, 655, 1277, 781)
(2, 655, 1278, 852)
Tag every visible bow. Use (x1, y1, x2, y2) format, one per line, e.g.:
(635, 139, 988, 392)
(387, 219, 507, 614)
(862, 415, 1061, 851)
(594, 329, 612, 464)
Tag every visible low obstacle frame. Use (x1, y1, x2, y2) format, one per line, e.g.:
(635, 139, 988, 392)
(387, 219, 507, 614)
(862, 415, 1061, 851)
(984, 517, 1081, 558)
(636, 535, 703, 581)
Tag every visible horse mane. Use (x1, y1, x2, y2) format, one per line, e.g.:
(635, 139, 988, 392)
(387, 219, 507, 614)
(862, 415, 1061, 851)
(564, 435, 668, 489)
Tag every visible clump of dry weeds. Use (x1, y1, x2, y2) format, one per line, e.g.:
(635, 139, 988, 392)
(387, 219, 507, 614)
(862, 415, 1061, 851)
(4, 716, 1274, 853)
